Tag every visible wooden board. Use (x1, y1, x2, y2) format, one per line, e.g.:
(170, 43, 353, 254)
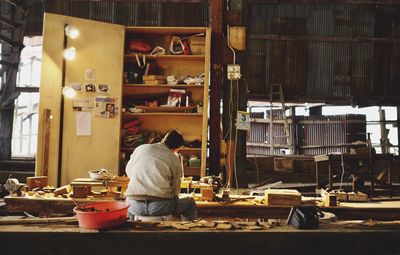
(4, 196, 116, 216)
(135, 105, 197, 113)
(264, 189, 302, 206)
(5, 196, 400, 221)
(41, 108, 51, 176)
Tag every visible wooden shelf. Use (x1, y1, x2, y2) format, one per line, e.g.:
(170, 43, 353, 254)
(123, 112, 202, 116)
(124, 84, 204, 88)
(125, 26, 207, 34)
(135, 105, 197, 113)
(120, 147, 135, 152)
(178, 147, 201, 152)
(124, 54, 205, 60)
(122, 147, 201, 152)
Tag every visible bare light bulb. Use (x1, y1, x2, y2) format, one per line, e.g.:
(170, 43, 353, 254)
(63, 47, 76, 60)
(65, 25, 79, 39)
(62, 86, 77, 98)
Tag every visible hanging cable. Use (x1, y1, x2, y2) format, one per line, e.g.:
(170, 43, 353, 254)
(227, 25, 236, 65)
(339, 152, 345, 191)
(234, 79, 239, 190)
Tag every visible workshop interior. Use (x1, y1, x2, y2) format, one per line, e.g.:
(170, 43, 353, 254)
(1, 1, 400, 254)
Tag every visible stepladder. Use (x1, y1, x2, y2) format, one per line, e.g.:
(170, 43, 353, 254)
(268, 84, 293, 154)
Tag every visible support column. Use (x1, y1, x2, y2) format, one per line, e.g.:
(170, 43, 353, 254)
(397, 106, 400, 155)
(209, 0, 224, 175)
(379, 107, 389, 154)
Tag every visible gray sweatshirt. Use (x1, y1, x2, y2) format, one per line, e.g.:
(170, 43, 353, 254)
(124, 143, 182, 199)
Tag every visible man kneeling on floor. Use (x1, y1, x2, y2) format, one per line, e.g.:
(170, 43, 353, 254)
(125, 130, 197, 221)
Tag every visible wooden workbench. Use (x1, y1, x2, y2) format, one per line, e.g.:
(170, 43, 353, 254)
(4, 195, 400, 221)
(1, 220, 400, 255)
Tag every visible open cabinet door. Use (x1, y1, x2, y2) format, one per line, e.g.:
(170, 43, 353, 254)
(36, 13, 125, 186)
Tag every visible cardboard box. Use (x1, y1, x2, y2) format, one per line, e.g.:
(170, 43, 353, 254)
(201, 188, 214, 201)
(264, 189, 302, 206)
(348, 192, 368, 202)
(190, 36, 205, 55)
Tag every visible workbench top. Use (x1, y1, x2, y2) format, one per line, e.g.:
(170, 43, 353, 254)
(1, 220, 399, 255)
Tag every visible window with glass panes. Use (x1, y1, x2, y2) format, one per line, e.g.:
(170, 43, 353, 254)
(11, 36, 42, 158)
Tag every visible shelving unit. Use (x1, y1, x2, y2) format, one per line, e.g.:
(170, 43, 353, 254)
(120, 26, 210, 178)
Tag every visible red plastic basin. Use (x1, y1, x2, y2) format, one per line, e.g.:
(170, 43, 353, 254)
(73, 201, 129, 229)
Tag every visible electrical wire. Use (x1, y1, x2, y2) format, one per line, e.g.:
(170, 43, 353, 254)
(223, 79, 234, 189)
(226, 27, 239, 190)
(234, 79, 239, 190)
(227, 25, 236, 65)
(339, 152, 345, 191)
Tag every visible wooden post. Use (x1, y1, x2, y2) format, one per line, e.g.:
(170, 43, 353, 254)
(41, 109, 51, 176)
(57, 24, 68, 187)
(209, 0, 224, 175)
(289, 107, 297, 154)
(379, 107, 389, 154)
(397, 106, 400, 155)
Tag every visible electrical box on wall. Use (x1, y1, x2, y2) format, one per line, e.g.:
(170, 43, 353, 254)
(228, 26, 246, 51)
(227, 64, 241, 80)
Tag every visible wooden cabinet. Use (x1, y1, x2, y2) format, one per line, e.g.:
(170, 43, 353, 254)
(37, 14, 210, 186)
(120, 27, 210, 177)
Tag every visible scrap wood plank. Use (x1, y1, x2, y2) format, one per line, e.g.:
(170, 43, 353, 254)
(41, 108, 51, 176)
(264, 189, 302, 206)
(4, 196, 76, 216)
(0, 216, 77, 225)
(216, 223, 232, 230)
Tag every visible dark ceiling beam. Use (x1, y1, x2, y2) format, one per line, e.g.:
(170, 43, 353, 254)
(0, 34, 25, 49)
(0, 16, 21, 28)
(249, 93, 400, 106)
(252, 0, 400, 4)
(251, 34, 400, 44)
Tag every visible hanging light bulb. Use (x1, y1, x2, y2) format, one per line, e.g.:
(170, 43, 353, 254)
(63, 47, 76, 60)
(62, 86, 77, 98)
(65, 25, 79, 39)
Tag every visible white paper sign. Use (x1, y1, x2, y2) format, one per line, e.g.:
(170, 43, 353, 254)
(72, 98, 93, 111)
(85, 69, 96, 82)
(236, 111, 251, 130)
(76, 112, 91, 136)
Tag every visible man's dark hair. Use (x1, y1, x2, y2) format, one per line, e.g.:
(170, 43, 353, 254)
(162, 130, 184, 149)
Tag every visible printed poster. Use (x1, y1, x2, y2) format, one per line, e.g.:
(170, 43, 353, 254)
(94, 96, 118, 119)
